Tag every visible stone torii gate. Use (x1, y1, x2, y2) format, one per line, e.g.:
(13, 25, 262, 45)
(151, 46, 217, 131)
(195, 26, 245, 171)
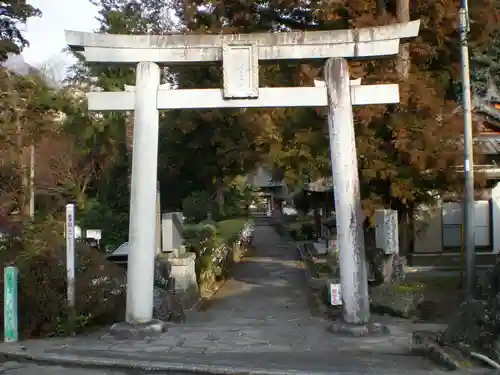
(66, 20, 420, 329)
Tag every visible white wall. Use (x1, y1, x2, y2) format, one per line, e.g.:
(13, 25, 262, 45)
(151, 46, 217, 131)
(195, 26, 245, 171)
(442, 201, 490, 248)
(492, 183, 500, 253)
(414, 197, 493, 253)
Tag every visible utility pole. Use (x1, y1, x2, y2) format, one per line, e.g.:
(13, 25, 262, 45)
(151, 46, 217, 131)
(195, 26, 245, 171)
(459, 0, 476, 298)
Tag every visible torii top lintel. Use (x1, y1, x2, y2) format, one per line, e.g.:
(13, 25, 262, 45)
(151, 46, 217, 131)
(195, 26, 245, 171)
(65, 20, 420, 64)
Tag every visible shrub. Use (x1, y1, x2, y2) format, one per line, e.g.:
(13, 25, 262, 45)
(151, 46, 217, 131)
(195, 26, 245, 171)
(217, 218, 248, 243)
(78, 198, 129, 252)
(272, 220, 316, 241)
(292, 190, 312, 215)
(0, 218, 126, 339)
(299, 223, 316, 240)
(224, 182, 258, 218)
(182, 191, 215, 223)
(182, 218, 252, 291)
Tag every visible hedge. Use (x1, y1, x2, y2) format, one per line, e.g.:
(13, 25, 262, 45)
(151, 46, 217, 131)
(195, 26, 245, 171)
(183, 218, 254, 292)
(0, 219, 126, 339)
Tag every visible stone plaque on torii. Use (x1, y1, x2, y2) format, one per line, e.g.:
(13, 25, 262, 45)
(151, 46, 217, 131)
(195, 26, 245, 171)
(66, 20, 420, 329)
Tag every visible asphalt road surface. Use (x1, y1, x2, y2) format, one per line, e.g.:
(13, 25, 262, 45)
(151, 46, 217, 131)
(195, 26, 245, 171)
(0, 361, 190, 375)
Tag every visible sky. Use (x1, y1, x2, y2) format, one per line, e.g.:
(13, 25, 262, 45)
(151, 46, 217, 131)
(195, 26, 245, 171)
(22, 0, 100, 67)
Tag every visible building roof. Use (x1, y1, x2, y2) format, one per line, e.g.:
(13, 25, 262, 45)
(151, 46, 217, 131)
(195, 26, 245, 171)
(454, 96, 500, 154)
(475, 135, 500, 155)
(474, 100, 500, 128)
(306, 178, 333, 192)
(245, 167, 285, 188)
(305, 134, 500, 193)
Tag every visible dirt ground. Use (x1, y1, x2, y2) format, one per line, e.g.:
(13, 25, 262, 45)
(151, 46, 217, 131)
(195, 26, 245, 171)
(406, 274, 465, 323)
(309, 273, 466, 324)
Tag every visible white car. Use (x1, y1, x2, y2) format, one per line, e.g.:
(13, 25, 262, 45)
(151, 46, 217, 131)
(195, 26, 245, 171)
(283, 206, 297, 216)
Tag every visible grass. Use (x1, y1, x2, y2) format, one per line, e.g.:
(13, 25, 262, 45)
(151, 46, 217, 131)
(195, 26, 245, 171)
(405, 274, 463, 291)
(183, 217, 251, 243)
(277, 219, 315, 240)
(216, 218, 249, 242)
(392, 281, 426, 292)
(289, 219, 314, 231)
(400, 274, 464, 323)
(314, 262, 332, 277)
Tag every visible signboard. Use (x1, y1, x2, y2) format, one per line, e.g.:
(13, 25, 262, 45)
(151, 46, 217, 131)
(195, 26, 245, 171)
(4, 266, 19, 342)
(329, 282, 342, 306)
(65, 204, 76, 309)
(75, 225, 82, 239)
(86, 229, 102, 240)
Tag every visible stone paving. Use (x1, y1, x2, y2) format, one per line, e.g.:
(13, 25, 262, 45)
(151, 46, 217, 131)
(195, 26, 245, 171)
(0, 222, 454, 374)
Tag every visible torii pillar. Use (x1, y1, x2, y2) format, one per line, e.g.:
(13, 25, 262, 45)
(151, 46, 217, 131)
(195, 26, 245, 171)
(126, 62, 161, 323)
(325, 59, 370, 325)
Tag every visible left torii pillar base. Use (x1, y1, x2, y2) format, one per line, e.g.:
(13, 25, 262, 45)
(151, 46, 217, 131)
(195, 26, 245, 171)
(327, 320, 390, 337)
(109, 319, 167, 339)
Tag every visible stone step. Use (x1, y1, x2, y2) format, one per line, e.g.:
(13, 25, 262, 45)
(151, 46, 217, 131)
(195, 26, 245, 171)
(408, 252, 497, 268)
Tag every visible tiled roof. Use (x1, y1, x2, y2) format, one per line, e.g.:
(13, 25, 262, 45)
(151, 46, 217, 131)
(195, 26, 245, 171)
(245, 167, 285, 188)
(475, 135, 500, 155)
(306, 178, 333, 192)
(475, 103, 500, 128)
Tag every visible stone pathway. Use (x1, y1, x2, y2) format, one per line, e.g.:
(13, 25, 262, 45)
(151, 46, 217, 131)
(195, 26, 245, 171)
(0, 222, 450, 374)
(97, 224, 341, 353)
(183, 222, 325, 339)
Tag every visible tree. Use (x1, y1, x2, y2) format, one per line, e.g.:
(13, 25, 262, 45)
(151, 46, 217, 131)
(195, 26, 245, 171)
(36, 55, 69, 87)
(77, 0, 499, 228)
(67, 0, 179, 214)
(0, 0, 41, 61)
(344, 1, 494, 203)
(173, 0, 334, 200)
(177, 0, 497, 250)
(34, 88, 122, 210)
(471, 31, 500, 99)
(0, 67, 62, 217)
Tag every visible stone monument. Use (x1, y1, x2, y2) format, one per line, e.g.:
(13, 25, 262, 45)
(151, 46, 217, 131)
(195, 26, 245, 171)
(161, 211, 184, 253)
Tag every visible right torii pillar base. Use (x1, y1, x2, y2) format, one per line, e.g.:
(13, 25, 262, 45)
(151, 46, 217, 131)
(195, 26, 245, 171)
(328, 321, 390, 337)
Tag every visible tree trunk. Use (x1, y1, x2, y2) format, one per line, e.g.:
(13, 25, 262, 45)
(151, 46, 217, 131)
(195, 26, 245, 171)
(20, 146, 30, 218)
(396, 0, 411, 80)
(17, 117, 30, 219)
(313, 207, 321, 240)
(376, 0, 387, 17)
(399, 204, 415, 256)
(215, 183, 224, 217)
(75, 190, 86, 212)
(29, 144, 35, 219)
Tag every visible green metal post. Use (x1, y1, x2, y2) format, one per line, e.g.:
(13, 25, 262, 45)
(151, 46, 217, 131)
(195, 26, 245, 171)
(4, 266, 19, 342)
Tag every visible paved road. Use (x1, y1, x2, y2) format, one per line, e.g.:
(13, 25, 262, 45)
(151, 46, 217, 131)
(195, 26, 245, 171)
(0, 361, 206, 375)
(0, 361, 129, 375)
